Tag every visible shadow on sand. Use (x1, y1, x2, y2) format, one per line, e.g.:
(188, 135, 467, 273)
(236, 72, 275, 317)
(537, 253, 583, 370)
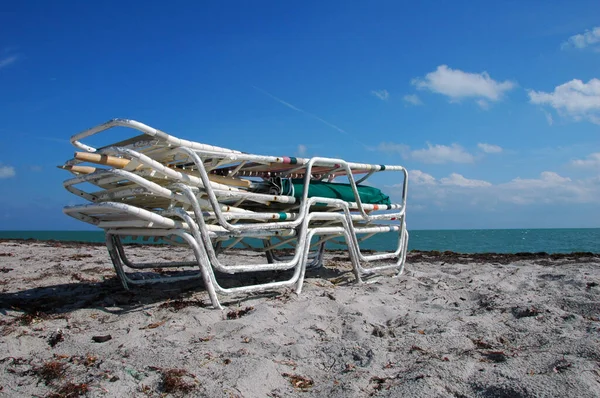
(0, 266, 351, 317)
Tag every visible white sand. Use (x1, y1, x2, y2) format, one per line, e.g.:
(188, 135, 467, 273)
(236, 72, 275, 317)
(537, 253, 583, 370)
(0, 240, 599, 397)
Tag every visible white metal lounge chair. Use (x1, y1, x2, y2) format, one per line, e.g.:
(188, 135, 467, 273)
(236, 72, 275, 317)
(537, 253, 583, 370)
(60, 119, 410, 308)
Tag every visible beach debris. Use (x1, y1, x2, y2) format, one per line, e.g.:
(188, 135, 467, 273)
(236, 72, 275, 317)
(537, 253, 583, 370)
(414, 374, 430, 381)
(0, 356, 29, 366)
(71, 272, 96, 283)
(125, 367, 147, 380)
(272, 290, 293, 303)
(70, 354, 98, 368)
(273, 359, 297, 368)
(477, 295, 498, 311)
(511, 306, 540, 318)
(67, 253, 93, 260)
(471, 338, 494, 349)
(197, 335, 214, 342)
(342, 363, 356, 373)
(226, 306, 254, 320)
(282, 373, 313, 391)
(309, 325, 327, 339)
(47, 329, 64, 347)
(0, 252, 13, 257)
(552, 358, 572, 373)
(17, 311, 49, 326)
(158, 298, 205, 311)
(151, 367, 197, 394)
(586, 282, 598, 289)
(370, 376, 393, 392)
(322, 291, 336, 301)
(330, 276, 349, 285)
(0, 266, 13, 272)
(409, 345, 427, 354)
(91, 334, 112, 343)
(34, 361, 66, 385)
(47, 382, 89, 397)
(140, 320, 166, 330)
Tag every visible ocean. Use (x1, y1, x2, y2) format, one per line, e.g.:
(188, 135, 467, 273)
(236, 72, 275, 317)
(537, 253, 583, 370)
(1, 228, 598, 254)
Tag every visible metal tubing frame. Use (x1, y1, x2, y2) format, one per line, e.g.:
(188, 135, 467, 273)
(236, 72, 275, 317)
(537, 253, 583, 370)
(63, 119, 412, 306)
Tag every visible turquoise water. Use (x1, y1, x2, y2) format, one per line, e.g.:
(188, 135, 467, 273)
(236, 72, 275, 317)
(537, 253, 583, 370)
(1, 229, 599, 254)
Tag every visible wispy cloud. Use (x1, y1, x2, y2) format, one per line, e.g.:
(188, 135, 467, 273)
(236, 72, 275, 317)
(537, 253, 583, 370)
(476, 99, 489, 110)
(0, 165, 16, 179)
(477, 143, 502, 154)
(403, 94, 423, 106)
(409, 170, 436, 185)
(571, 152, 600, 168)
(371, 89, 389, 101)
(440, 173, 492, 187)
(528, 78, 600, 125)
(561, 26, 600, 51)
(411, 65, 516, 108)
(396, 170, 599, 207)
(378, 142, 475, 164)
(0, 55, 18, 70)
(297, 144, 307, 157)
(376, 142, 409, 156)
(411, 143, 475, 164)
(543, 110, 554, 126)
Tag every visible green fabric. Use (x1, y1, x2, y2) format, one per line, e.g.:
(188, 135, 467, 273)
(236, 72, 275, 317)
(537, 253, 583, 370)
(289, 179, 391, 205)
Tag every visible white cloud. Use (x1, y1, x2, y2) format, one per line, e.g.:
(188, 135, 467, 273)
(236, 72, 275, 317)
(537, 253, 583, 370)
(403, 94, 423, 106)
(477, 143, 502, 154)
(0, 55, 18, 70)
(498, 172, 592, 205)
(0, 165, 15, 178)
(377, 142, 476, 164)
(476, 99, 490, 110)
(571, 152, 600, 167)
(409, 170, 436, 185)
(400, 170, 598, 207)
(411, 65, 516, 105)
(371, 89, 389, 101)
(544, 110, 554, 126)
(528, 78, 600, 124)
(376, 142, 409, 156)
(297, 144, 307, 157)
(440, 173, 492, 187)
(504, 171, 570, 189)
(561, 26, 600, 50)
(411, 143, 475, 164)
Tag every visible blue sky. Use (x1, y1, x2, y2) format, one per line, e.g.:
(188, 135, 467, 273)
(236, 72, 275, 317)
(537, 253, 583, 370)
(0, 1, 599, 230)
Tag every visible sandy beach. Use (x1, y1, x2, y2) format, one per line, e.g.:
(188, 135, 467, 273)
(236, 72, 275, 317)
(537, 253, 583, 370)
(0, 239, 599, 397)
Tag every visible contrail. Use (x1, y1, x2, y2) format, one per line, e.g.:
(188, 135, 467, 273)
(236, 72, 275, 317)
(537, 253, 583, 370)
(23, 134, 70, 144)
(252, 86, 366, 147)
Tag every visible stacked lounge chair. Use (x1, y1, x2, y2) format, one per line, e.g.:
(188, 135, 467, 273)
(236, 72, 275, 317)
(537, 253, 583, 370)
(59, 119, 409, 309)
